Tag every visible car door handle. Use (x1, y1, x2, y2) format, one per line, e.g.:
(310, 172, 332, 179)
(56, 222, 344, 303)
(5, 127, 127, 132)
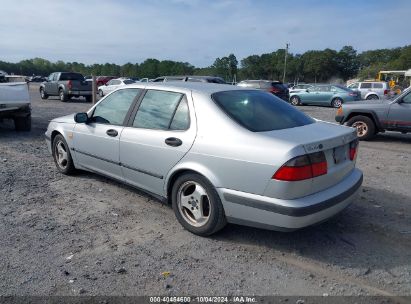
(165, 137, 182, 147)
(106, 129, 118, 137)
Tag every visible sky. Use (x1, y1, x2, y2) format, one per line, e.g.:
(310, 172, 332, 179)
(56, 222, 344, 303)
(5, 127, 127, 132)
(1, 0, 410, 67)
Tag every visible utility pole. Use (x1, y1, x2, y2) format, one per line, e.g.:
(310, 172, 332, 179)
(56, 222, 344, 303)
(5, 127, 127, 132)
(282, 43, 289, 83)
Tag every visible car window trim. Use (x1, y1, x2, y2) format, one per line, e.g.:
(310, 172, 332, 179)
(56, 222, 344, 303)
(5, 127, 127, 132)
(126, 89, 190, 131)
(168, 96, 190, 130)
(90, 88, 143, 127)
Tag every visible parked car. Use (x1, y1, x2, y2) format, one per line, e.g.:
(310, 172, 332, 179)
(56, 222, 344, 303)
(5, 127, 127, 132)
(45, 82, 362, 236)
(0, 70, 7, 82)
(40, 72, 93, 102)
(96, 76, 116, 86)
(0, 79, 31, 131)
(152, 76, 226, 84)
(347, 81, 390, 100)
(98, 78, 136, 97)
(237, 80, 289, 101)
(289, 83, 313, 93)
(289, 84, 360, 108)
(335, 87, 411, 140)
(29, 76, 47, 82)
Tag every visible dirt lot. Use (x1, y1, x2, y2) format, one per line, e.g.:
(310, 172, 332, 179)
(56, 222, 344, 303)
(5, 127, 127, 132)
(1, 84, 410, 297)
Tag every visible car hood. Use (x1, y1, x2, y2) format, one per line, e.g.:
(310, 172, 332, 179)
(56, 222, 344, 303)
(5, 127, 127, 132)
(52, 113, 76, 124)
(344, 99, 393, 107)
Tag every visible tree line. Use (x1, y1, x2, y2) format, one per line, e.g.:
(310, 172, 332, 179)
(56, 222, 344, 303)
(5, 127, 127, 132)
(1, 45, 410, 83)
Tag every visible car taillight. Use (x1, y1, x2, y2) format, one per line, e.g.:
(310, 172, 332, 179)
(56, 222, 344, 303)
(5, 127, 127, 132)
(269, 88, 280, 94)
(383, 89, 388, 95)
(67, 80, 72, 90)
(273, 151, 327, 181)
(349, 140, 359, 161)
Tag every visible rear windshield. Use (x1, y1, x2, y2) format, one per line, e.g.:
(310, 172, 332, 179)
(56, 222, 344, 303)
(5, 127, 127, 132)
(212, 90, 315, 132)
(272, 83, 287, 90)
(123, 79, 135, 84)
(60, 73, 84, 81)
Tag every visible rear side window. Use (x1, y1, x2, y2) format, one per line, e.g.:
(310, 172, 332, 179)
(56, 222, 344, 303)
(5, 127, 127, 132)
(133, 90, 188, 130)
(373, 83, 383, 88)
(360, 83, 372, 89)
(212, 90, 315, 132)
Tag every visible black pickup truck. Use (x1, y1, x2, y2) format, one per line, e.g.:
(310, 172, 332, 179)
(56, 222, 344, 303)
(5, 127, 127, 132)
(40, 72, 92, 102)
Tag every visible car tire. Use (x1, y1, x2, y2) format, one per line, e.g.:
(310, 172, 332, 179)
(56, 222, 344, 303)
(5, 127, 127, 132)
(59, 89, 69, 102)
(40, 88, 48, 100)
(366, 95, 379, 100)
(172, 173, 226, 236)
(290, 96, 301, 106)
(52, 134, 76, 175)
(98, 89, 104, 97)
(85, 96, 92, 103)
(14, 115, 31, 131)
(346, 115, 376, 141)
(331, 98, 343, 108)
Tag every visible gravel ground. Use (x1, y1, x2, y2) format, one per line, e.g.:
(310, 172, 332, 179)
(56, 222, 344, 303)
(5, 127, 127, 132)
(1, 84, 410, 297)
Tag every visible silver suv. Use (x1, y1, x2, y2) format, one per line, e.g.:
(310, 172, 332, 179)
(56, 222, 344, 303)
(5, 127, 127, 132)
(347, 81, 390, 100)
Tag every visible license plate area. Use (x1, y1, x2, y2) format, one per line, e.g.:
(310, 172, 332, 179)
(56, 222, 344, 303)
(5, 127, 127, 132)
(333, 145, 346, 165)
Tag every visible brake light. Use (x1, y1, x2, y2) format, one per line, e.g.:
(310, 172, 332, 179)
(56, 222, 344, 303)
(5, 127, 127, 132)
(348, 92, 356, 96)
(349, 140, 358, 161)
(383, 89, 388, 95)
(270, 87, 280, 94)
(273, 151, 327, 181)
(67, 80, 72, 90)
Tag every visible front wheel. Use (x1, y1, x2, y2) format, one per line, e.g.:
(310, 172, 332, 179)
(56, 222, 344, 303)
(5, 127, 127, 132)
(346, 115, 376, 140)
(40, 88, 48, 100)
(172, 173, 226, 236)
(52, 134, 76, 174)
(290, 96, 301, 106)
(331, 98, 343, 108)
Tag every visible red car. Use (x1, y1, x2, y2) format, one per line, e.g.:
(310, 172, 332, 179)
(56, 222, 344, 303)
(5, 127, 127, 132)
(96, 76, 116, 86)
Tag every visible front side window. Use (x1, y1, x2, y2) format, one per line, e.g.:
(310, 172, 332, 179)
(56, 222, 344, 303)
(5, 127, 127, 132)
(91, 89, 141, 125)
(133, 90, 187, 130)
(348, 83, 359, 89)
(402, 91, 411, 104)
(212, 90, 314, 132)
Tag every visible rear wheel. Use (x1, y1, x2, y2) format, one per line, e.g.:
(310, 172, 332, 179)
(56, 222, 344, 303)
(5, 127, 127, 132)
(85, 96, 92, 103)
(346, 115, 376, 140)
(52, 134, 76, 174)
(366, 95, 379, 100)
(59, 89, 68, 102)
(172, 173, 226, 236)
(331, 98, 343, 108)
(40, 88, 48, 100)
(290, 95, 301, 106)
(14, 116, 31, 131)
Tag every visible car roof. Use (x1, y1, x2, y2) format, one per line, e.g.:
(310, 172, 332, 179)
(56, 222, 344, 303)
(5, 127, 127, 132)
(125, 81, 246, 95)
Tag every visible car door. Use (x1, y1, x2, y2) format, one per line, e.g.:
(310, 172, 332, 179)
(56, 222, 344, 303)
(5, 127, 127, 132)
(45, 73, 54, 94)
(359, 82, 372, 99)
(385, 90, 411, 131)
(72, 88, 142, 180)
(119, 89, 196, 196)
(301, 85, 319, 103)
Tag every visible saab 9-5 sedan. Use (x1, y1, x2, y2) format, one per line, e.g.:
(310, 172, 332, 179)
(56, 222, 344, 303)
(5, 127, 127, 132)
(45, 82, 363, 236)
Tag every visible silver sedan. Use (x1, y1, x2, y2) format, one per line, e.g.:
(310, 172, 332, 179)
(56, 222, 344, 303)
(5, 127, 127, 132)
(45, 82, 363, 236)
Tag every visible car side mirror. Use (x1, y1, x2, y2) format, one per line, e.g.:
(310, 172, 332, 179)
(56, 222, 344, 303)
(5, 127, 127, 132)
(306, 89, 310, 93)
(74, 112, 89, 123)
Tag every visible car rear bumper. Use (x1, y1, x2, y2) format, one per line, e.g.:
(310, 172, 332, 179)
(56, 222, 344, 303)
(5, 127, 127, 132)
(218, 168, 363, 231)
(68, 90, 92, 96)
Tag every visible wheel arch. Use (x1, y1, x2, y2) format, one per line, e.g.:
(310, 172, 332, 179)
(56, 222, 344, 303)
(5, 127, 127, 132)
(165, 164, 221, 204)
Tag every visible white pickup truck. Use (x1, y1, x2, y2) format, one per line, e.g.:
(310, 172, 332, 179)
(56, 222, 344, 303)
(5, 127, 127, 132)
(0, 76, 31, 131)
